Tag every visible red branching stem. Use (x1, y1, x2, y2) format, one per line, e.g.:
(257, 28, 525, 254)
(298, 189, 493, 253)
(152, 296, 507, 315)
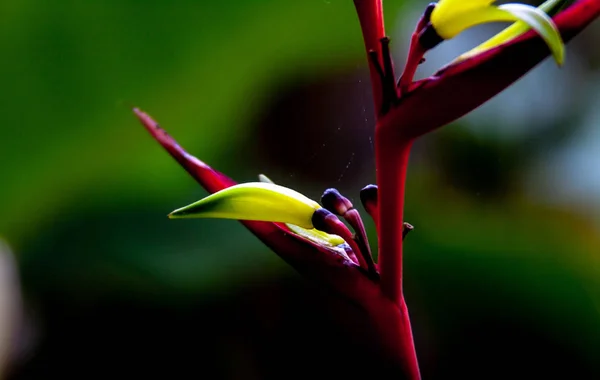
(398, 35, 426, 94)
(398, 7, 432, 94)
(365, 1, 598, 378)
(353, 0, 386, 111)
(355, 1, 421, 378)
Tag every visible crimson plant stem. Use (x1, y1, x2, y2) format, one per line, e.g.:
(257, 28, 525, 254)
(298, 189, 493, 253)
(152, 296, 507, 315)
(376, 132, 411, 306)
(353, 0, 386, 110)
(375, 128, 419, 379)
(354, 0, 420, 378)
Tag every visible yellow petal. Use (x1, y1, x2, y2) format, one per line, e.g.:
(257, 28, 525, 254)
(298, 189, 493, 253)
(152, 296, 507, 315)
(431, 0, 497, 39)
(258, 173, 345, 246)
(431, 1, 564, 65)
(432, 5, 520, 39)
(457, 0, 566, 61)
(433, 0, 496, 19)
(169, 182, 320, 229)
(497, 3, 564, 65)
(286, 225, 346, 247)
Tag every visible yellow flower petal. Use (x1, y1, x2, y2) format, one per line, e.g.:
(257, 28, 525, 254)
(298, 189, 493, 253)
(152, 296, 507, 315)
(258, 173, 345, 247)
(457, 0, 566, 62)
(433, 4, 522, 39)
(431, 0, 497, 39)
(169, 182, 320, 229)
(286, 224, 346, 247)
(497, 3, 564, 65)
(430, 1, 564, 65)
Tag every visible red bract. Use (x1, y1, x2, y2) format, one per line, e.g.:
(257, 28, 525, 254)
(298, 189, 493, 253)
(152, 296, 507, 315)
(136, 1, 599, 378)
(134, 108, 411, 371)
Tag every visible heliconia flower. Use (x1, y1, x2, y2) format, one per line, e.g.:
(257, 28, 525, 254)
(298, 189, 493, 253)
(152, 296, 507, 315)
(424, 0, 565, 65)
(133, 108, 374, 277)
(137, 0, 599, 378)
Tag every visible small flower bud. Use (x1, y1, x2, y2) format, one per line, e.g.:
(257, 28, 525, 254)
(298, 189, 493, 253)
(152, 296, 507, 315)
(359, 184, 378, 213)
(321, 188, 354, 216)
(311, 208, 342, 233)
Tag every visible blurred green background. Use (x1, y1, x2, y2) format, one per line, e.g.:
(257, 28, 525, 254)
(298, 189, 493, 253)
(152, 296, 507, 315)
(1, 0, 599, 378)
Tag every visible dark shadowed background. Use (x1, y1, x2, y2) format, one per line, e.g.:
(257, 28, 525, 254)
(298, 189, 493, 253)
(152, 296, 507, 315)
(1, 0, 599, 378)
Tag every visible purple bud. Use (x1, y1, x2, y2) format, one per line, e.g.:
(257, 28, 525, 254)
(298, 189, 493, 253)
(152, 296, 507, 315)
(321, 188, 354, 216)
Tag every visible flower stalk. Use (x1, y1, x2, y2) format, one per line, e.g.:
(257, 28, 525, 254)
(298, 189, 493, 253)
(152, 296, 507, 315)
(374, 130, 418, 377)
(353, 0, 599, 378)
(353, 0, 387, 110)
(136, 0, 599, 378)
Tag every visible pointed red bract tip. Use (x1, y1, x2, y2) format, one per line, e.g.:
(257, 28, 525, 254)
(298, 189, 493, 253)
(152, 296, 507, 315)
(133, 107, 237, 193)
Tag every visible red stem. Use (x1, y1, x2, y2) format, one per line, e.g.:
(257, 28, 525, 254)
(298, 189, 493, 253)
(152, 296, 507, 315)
(398, 7, 431, 94)
(376, 127, 418, 378)
(355, 1, 420, 378)
(398, 35, 426, 94)
(376, 119, 420, 380)
(400, 297, 420, 379)
(375, 130, 412, 306)
(353, 0, 386, 111)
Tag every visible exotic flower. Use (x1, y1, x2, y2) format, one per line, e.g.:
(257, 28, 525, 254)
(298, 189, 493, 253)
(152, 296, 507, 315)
(136, 1, 599, 378)
(134, 108, 381, 277)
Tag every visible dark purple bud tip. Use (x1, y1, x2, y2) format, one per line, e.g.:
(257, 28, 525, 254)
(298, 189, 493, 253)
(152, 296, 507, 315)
(415, 3, 438, 33)
(418, 23, 443, 50)
(312, 208, 341, 233)
(321, 188, 353, 216)
(359, 184, 378, 209)
(423, 3, 436, 21)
